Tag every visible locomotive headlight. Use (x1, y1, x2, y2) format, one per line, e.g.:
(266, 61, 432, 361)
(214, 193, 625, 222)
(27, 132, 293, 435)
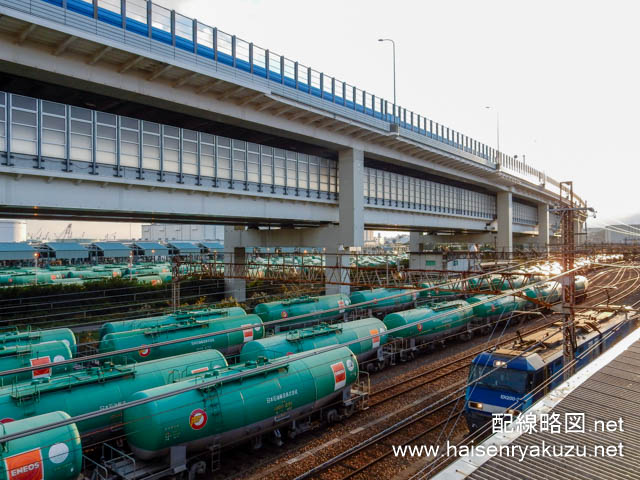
(469, 401, 483, 410)
(506, 408, 521, 416)
(493, 360, 507, 368)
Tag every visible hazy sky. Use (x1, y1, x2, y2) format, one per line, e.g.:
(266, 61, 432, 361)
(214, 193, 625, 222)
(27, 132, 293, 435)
(28, 0, 640, 238)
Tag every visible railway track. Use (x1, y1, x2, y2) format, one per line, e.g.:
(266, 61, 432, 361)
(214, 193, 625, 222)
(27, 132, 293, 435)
(287, 264, 640, 480)
(410, 263, 640, 480)
(213, 266, 625, 480)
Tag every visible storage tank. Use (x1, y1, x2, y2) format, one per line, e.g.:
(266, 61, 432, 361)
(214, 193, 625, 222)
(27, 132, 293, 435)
(0, 220, 27, 243)
(99, 314, 263, 363)
(0, 328, 76, 355)
(240, 318, 387, 363)
(349, 288, 417, 316)
(0, 340, 73, 385)
(466, 291, 529, 326)
(124, 346, 359, 459)
(254, 294, 350, 331)
(0, 412, 82, 480)
(383, 300, 473, 341)
(99, 307, 246, 339)
(0, 350, 228, 438)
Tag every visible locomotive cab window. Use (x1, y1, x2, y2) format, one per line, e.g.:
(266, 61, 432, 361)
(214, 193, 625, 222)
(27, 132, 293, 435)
(468, 365, 532, 394)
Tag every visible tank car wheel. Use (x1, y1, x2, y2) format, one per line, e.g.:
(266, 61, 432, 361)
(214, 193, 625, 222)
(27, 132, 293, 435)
(341, 403, 355, 418)
(377, 359, 386, 371)
(326, 408, 339, 424)
(459, 331, 473, 342)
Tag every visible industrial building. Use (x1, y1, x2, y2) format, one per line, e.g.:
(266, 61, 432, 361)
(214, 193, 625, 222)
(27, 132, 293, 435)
(141, 223, 224, 242)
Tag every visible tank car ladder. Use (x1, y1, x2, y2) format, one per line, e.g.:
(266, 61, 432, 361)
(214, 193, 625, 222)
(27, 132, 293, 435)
(351, 371, 371, 410)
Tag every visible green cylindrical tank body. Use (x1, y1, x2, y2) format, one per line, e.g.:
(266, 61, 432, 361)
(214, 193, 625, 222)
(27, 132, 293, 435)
(99, 307, 247, 339)
(67, 270, 111, 280)
(466, 277, 492, 291)
(0, 329, 76, 356)
(158, 272, 172, 283)
(575, 275, 589, 298)
(0, 350, 228, 436)
(240, 318, 387, 362)
(124, 346, 359, 459)
(254, 294, 350, 329)
(465, 292, 528, 321)
(524, 277, 587, 304)
(134, 275, 163, 285)
(7, 275, 33, 286)
(0, 412, 82, 480)
(349, 288, 417, 313)
(489, 275, 526, 290)
(417, 281, 463, 299)
(99, 314, 264, 363)
(383, 300, 472, 339)
(0, 341, 73, 385)
(9, 273, 58, 285)
(532, 281, 562, 303)
(52, 278, 85, 286)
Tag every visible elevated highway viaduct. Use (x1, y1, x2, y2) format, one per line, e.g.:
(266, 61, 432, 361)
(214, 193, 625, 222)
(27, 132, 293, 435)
(0, 0, 586, 296)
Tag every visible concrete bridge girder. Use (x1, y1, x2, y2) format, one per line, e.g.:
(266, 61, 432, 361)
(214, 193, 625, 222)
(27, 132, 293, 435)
(0, 6, 559, 286)
(0, 9, 557, 207)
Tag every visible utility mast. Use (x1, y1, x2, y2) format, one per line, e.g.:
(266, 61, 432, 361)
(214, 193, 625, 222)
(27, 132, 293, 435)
(559, 181, 577, 380)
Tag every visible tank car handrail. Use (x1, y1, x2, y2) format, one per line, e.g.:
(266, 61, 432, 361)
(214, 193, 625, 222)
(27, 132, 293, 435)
(0, 267, 589, 444)
(0, 265, 586, 378)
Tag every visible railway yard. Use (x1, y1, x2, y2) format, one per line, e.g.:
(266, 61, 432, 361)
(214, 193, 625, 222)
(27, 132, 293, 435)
(1, 250, 639, 480)
(0, 1, 637, 478)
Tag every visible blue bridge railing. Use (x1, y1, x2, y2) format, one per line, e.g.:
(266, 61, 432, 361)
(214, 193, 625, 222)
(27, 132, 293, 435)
(6, 0, 570, 201)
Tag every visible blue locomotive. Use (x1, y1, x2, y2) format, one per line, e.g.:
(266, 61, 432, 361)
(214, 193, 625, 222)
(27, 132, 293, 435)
(464, 309, 635, 431)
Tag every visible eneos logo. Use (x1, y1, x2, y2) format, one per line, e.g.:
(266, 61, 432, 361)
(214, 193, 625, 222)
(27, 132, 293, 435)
(4, 448, 43, 480)
(189, 409, 208, 430)
(242, 324, 253, 343)
(0, 418, 14, 424)
(30, 357, 51, 380)
(417, 323, 423, 332)
(139, 348, 150, 358)
(281, 311, 288, 318)
(370, 329, 380, 349)
(331, 362, 346, 391)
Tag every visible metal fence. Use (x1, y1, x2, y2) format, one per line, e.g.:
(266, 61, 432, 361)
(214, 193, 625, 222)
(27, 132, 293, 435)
(1, 0, 585, 207)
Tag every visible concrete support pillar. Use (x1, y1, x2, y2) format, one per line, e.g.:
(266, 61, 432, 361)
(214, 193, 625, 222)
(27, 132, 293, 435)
(224, 226, 246, 302)
(496, 191, 513, 255)
(537, 202, 550, 253)
(325, 249, 351, 295)
(337, 148, 365, 246)
(325, 148, 365, 295)
(409, 232, 425, 270)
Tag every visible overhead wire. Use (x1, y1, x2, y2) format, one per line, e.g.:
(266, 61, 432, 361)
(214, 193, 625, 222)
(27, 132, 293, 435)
(411, 266, 640, 478)
(416, 306, 640, 479)
(0, 264, 590, 444)
(0, 259, 573, 376)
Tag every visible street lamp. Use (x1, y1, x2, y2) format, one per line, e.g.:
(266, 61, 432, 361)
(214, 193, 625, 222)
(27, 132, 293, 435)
(129, 251, 133, 280)
(484, 106, 500, 162)
(33, 252, 39, 286)
(378, 38, 396, 122)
